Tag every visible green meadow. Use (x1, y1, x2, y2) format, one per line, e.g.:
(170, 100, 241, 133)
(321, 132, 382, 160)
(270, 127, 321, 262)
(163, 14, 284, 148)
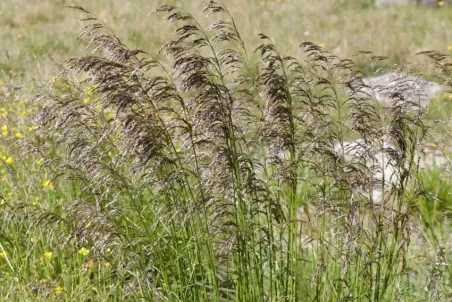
(1, 0, 451, 301)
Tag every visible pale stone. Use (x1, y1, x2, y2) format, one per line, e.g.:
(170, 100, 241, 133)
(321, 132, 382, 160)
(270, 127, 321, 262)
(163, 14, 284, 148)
(334, 138, 449, 201)
(361, 73, 443, 107)
(376, 0, 442, 7)
(376, 0, 410, 6)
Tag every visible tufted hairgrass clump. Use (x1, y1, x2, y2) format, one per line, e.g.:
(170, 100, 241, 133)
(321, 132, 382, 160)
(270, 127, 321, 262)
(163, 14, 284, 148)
(1, 1, 452, 301)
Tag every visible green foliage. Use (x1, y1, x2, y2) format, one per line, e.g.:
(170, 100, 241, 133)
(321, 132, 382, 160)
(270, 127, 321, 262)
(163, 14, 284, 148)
(0, 1, 452, 301)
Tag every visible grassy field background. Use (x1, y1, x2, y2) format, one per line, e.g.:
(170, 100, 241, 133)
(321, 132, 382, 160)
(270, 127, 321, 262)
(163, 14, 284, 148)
(1, 0, 452, 301)
(2, 0, 452, 81)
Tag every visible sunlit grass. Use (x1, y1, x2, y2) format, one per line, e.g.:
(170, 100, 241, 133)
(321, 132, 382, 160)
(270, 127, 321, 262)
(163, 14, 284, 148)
(0, 1, 452, 301)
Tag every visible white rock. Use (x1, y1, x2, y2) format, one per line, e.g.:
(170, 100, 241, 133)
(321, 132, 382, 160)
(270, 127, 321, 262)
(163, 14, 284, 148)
(376, 0, 441, 7)
(376, 0, 410, 6)
(361, 73, 443, 107)
(418, 144, 450, 169)
(334, 138, 397, 201)
(334, 138, 449, 201)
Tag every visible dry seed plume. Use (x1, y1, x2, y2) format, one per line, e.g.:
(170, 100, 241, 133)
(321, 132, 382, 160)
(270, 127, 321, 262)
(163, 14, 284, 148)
(24, 1, 452, 300)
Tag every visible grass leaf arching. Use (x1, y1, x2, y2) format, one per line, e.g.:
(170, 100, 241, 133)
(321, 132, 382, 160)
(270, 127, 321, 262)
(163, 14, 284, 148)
(0, 1, 450, 301)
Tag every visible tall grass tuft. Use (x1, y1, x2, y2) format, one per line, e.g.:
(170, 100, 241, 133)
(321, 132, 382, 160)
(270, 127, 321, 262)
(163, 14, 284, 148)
(13, 1, 451, 300)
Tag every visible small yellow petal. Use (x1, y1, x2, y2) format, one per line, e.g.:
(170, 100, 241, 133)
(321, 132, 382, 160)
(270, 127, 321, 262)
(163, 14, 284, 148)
(78, 247, 90, 256)
(54, 285, 63, 295)
(5, 157, 13, 165)
(43, 180, 53, 189)
(43, 251, 53, 261)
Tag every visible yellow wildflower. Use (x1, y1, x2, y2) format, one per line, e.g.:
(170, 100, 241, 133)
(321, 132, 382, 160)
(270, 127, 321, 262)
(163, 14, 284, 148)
(1, 107, 7, 118)
(0, 198, 6, 205)
(43, 251, 53, 261)
(54, 285, 63, 295)
(82, 97, 91, 105)
(43, 180, 53, 190)
(78, 247, 90, 256)
(14, 132, 23, 139)
(438, 0, 444, 7)
(5, 157, 13, 165)
(28, 126, 34, 132)
(448, 45, 452, 51)
(1, 126, 8, 136)
(105, 262, 111, 268)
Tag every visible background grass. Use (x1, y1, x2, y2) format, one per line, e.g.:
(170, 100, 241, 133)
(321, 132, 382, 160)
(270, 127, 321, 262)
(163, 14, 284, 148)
(1, 0, 452, 301)
(1, 0, 452, 81)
